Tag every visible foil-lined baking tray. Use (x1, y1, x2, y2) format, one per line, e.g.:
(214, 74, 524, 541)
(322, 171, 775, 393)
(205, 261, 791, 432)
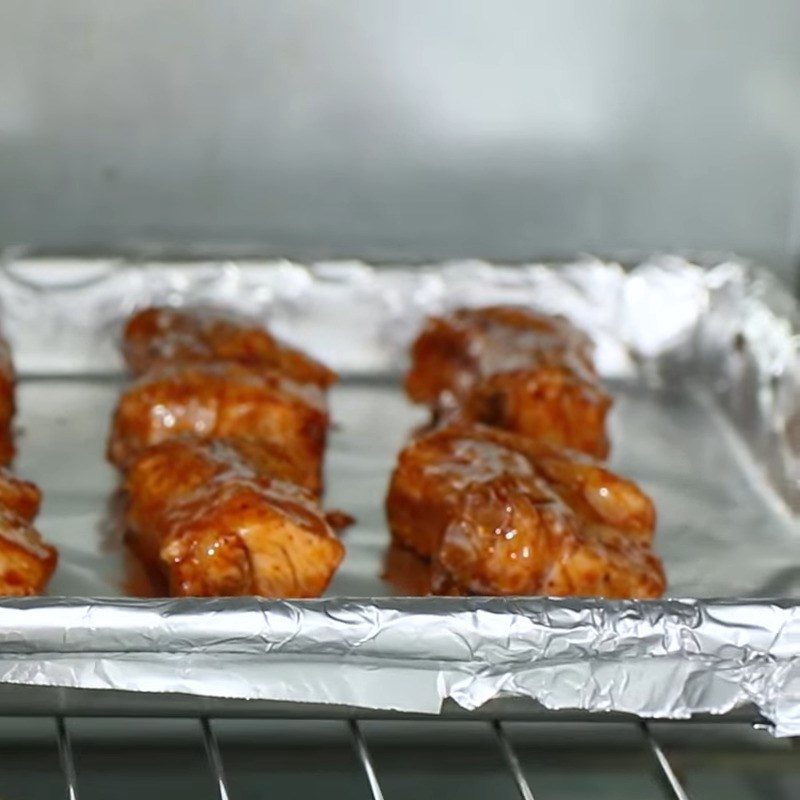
(0, 251, 799, 734)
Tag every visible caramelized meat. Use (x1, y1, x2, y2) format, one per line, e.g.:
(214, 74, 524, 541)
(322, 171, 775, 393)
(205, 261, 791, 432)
(125, 438, 343, 597)
(386, 424, 663, 598)
(0, 508, 57, 596)
(214, 435, 324, 496)
(0, 469, 55, 595)
(406, 306, 610, 458)
(0, 337, 55, 594)
(123, 437, 314, 537)
(0, 468, 41, 522)
(107, 362, 329, 491)
(457, 364, 611, 458)
(123, 306, 337, 388)
(406, 306, 595, 402)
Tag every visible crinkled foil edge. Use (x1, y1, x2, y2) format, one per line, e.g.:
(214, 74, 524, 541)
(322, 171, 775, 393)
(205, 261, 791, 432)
(0, 597, 798, 733)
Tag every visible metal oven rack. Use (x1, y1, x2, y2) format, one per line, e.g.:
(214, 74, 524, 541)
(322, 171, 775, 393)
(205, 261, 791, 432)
(4, 708, 797, 800)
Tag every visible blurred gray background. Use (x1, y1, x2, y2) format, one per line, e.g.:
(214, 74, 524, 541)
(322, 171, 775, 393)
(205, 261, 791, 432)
(1, 0, 800, 282)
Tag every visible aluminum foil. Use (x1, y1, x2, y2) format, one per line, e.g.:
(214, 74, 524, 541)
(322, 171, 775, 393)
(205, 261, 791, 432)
(0, 596, 798, 733)
(0, 250, 799, 735)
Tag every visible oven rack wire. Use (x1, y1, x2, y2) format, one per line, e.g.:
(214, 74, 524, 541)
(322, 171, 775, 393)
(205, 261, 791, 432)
(36, 711, 789, 800)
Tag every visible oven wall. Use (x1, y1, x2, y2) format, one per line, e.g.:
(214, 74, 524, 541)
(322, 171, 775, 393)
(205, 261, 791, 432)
(1, 0, 799, 281)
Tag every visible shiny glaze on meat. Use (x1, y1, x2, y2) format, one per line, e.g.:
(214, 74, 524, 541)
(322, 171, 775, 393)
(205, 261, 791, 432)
(406, 306, 596, 402)
(405, 306, 610, 457)
(215, 435, 324, 496)
(0, 508, 57, 596)
(107, 362, 329, 487)
(123, 306, 337, 388)
(0, 468, 41, 522)
(457, 363, 611, 458)
(386, 424, 663, 598)
(125, 438, 343, 597)
(0, 468, 55, 595)
(0, 339, 54, 593)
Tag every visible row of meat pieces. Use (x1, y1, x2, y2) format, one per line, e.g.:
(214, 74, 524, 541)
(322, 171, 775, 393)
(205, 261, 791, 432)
(0, 305, 344, 597)
(118, 303, 664, 599)
(0, 301, 664, 599)
(111, 307, 345, 597)
(0, 337, 57, 595)
(387, 306, 665, 598)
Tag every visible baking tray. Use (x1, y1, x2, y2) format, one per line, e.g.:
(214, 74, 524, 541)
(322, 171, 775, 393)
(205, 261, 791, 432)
(0, 251, 799, 734)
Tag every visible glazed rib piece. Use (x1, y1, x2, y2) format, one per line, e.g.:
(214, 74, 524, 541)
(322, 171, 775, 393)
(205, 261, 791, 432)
(0, 509, 57, 596)
(457, 364, 611, 459)
(0, 334, 57, 595)
(406, 306, 596, 403)
(112, 303, 346, 598)
(125, 438, 343, 597)
(0, 468, 56, 596)
(107, 362, 329, 493)
(0, 468, 41, 522)
(406, 306, 610, 458)
(123, 306, 337, 389)
(386, 424, 663, 598)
